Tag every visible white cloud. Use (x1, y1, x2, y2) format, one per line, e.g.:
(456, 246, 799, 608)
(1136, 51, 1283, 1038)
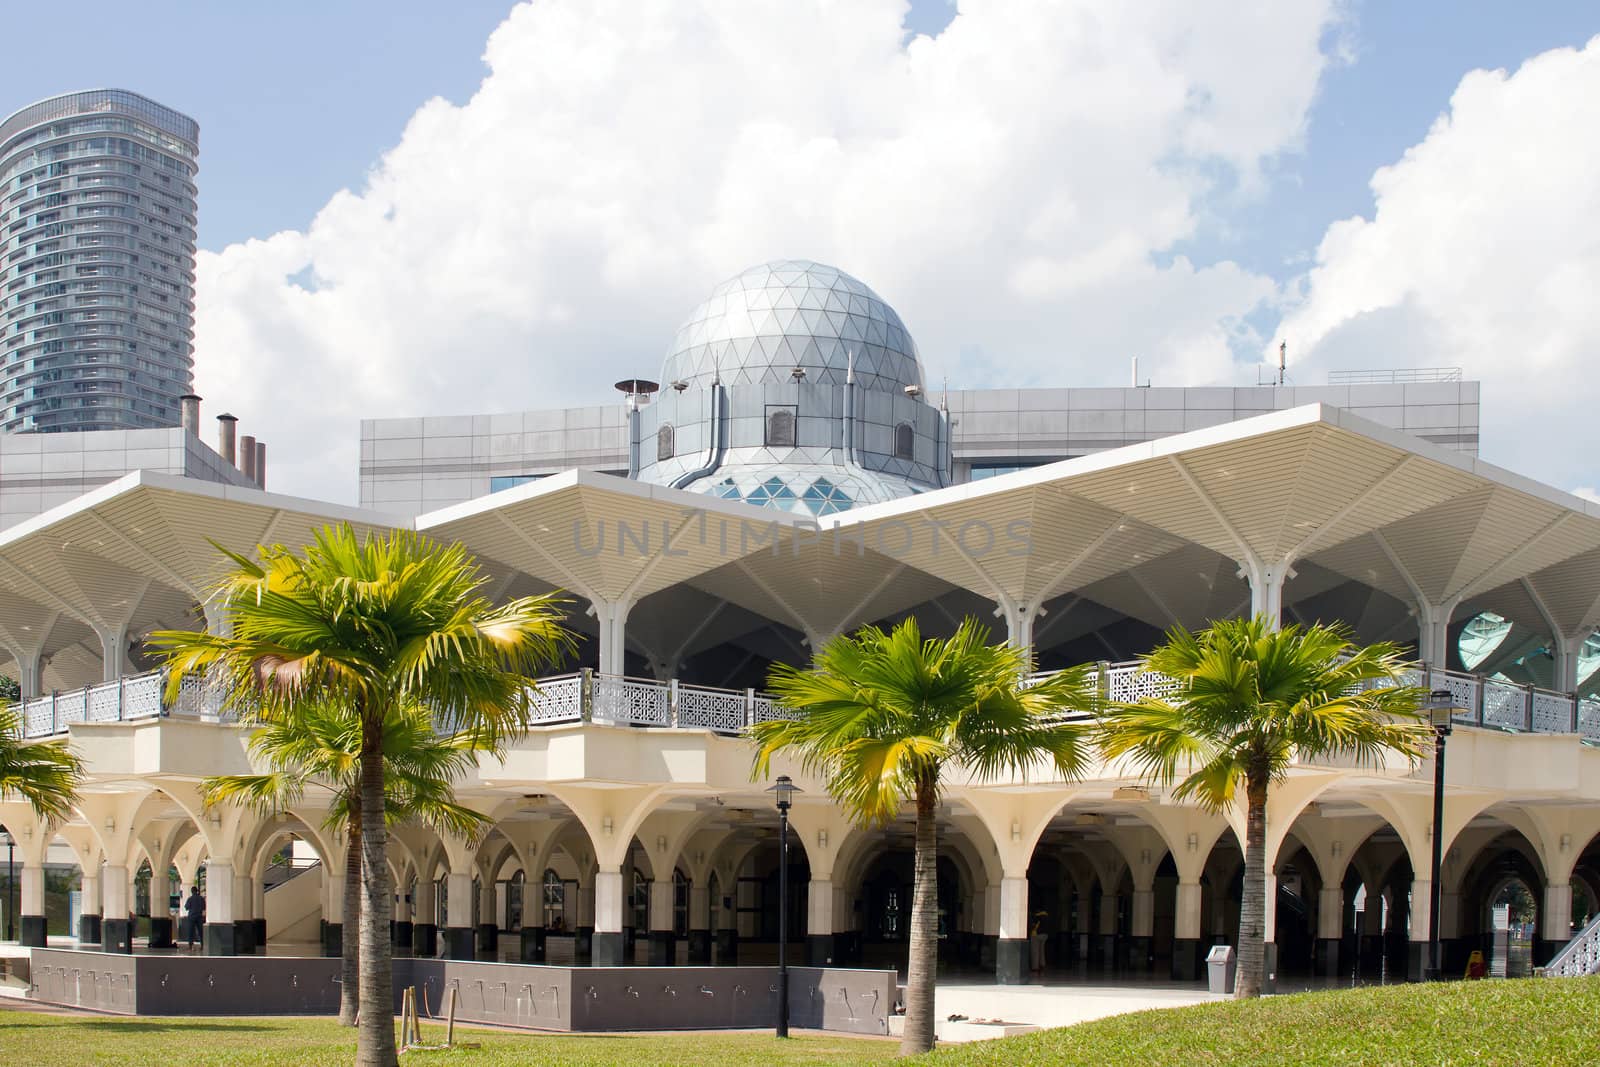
(194, 0, 1341, 502)
(1272, 36, 1600, 489)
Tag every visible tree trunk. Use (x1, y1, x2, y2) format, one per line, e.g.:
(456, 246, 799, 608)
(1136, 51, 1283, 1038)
(355, 721, 397, 1067)
(901, 772, 939, 1055)
(339, 801, 362, 1027)
(1235, 772, 1270, 999)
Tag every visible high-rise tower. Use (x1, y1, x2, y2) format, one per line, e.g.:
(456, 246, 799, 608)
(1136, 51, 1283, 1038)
(0, 90, 199, 432)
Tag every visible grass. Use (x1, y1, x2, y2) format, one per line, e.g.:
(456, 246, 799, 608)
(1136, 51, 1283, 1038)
(0, 1006, 896, 1066)
(3, 977, 1598, 1065)
(929, 976, 1600, 1066)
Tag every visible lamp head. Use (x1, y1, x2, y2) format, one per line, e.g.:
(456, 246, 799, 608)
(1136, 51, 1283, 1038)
(766, 775, 802, 811)
(1422, 689, 1460, 732)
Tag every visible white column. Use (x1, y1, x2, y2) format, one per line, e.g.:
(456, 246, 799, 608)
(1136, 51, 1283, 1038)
(445, 872, 472, 929)
(1098, 893, 1118, 937)
(413, 877, 436, 925)
(1000, 600, 1039, 656)
(1261, 872, 1278, 944)
(236, 875, 254, 921)
(394, 890, 412, 924)
(81, 870, 102, 917)
(1131, 888, 1155, 939)
(998, 876, 1029, 941)
(16, 651, 43, 700)
(20, 864, 45, 915)
(807, 878, 833, 936)
(1246, 561, 1289, 629)
(98, 624, 128, 682)
(689, 885, 711, 932)
(205, 861, 235, 925)
(648, 880, 674, 932)
(1318, 886, 1343, 940)
(1543, 884, 1573, 943)
(1417, 599, 1460, 668)
(1553, 636, 1585, 694)
(148, 866, 169, 917)
(592, 600, 635, 677)
(252, 878, 266, 919)
(1408, 878, 1432, 942)
(593, 869, 624, 935)
(325, 873, 345, 927)
(1175, 881, 1202, 940)
(479, 880, 498, 928)
(578, 880, 596, 928)
(103, 864, 129, 920)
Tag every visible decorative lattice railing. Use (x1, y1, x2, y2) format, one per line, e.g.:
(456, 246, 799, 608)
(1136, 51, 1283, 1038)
(16, 661, 1600, 746)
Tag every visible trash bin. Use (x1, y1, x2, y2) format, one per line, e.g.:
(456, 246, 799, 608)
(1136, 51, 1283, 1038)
(1205, 944, 1236, 995)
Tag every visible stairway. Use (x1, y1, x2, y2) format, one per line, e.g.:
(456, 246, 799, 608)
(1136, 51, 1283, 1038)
(1539, 912, 1600, 977)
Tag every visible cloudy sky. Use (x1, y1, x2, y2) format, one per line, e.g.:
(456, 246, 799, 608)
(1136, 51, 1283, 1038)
(3, 1, 1597, 504)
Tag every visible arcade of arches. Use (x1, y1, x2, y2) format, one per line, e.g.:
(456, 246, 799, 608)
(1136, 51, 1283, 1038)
(7, 768, 1600, 985)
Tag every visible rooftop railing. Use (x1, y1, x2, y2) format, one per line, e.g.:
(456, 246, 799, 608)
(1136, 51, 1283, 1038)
(17, 662, 1600, 746)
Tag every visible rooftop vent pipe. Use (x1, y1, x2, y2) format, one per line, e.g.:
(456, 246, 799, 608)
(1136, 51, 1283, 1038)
(217, 413, 238, 466)
(240, 434, 258, 483)
(179, 394, 201, 436)
(255, 441, 266, 490)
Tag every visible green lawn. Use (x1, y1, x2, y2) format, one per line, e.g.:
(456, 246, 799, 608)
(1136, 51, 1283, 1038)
(4, 977, 1599, 1066)
(0, 1007, 895, 1066)
(931, 976, 1600, 1066)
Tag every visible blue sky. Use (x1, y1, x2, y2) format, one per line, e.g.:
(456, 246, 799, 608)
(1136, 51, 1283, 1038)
(3, 2, 1596, 501)
(2, 1, 1590, 266)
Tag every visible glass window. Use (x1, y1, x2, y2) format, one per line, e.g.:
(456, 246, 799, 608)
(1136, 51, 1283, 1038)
(542, 869, 565, 931)
(673, 870, 690, 937)
(969, 462, 1051, 481)
(765, 405, 797, 447)
(489, 474, 542, 494)
(893, 422, 915, 460)
(631, 868, 650, 931)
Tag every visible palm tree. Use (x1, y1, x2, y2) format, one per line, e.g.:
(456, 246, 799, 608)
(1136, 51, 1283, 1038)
(752, 617, 1095, 1056)
(202, 698, 491, 1026)
(0, 702, 83, 822)
(1098, 617, 1429, 999)
(153, 524, 572, 1067)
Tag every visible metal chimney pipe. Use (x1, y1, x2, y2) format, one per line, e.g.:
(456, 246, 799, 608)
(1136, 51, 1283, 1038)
(254, 441, 267, 490)
(179, 393, 202, 435)
(240, 434, 257, 483)
(217, 413, 238, 466)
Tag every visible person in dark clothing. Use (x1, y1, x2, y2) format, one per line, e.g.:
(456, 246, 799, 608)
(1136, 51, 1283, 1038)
(183, 886, 206, 952)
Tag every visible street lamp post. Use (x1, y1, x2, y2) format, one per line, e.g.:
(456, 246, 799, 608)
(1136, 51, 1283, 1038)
(2, 828, 14, 942)
(766, 775, 802, 1038)
(1423, 689, 1458, 981)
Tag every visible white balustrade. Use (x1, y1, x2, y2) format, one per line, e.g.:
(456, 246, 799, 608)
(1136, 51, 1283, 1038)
(1481, 678, 1527, 730)
(1531, 689, 1574, 733)
(10, 662, 1599, 753)
(1542, 911, 1600, 977)
(55, 689, 87, 728)
(525, 674, 584, 724)
(121, 672, 164, 721)
(1579, 699, 1600, 744)
(676, 683, 749, 734)
(86, 680, 122, 723)
(591, 675, 671, 727)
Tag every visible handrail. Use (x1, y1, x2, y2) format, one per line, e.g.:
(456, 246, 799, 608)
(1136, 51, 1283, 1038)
(16, 661, 1600, 745)
(1540, 910, 1600, 977)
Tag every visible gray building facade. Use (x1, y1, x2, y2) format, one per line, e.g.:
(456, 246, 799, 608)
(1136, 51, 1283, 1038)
(1, 90, 199, 433)
(361, 378, 1481, 517)
(0, 424, 254, 532)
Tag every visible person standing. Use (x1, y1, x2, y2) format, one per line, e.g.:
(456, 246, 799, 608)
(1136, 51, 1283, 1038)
(183, 885, 206, 952)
